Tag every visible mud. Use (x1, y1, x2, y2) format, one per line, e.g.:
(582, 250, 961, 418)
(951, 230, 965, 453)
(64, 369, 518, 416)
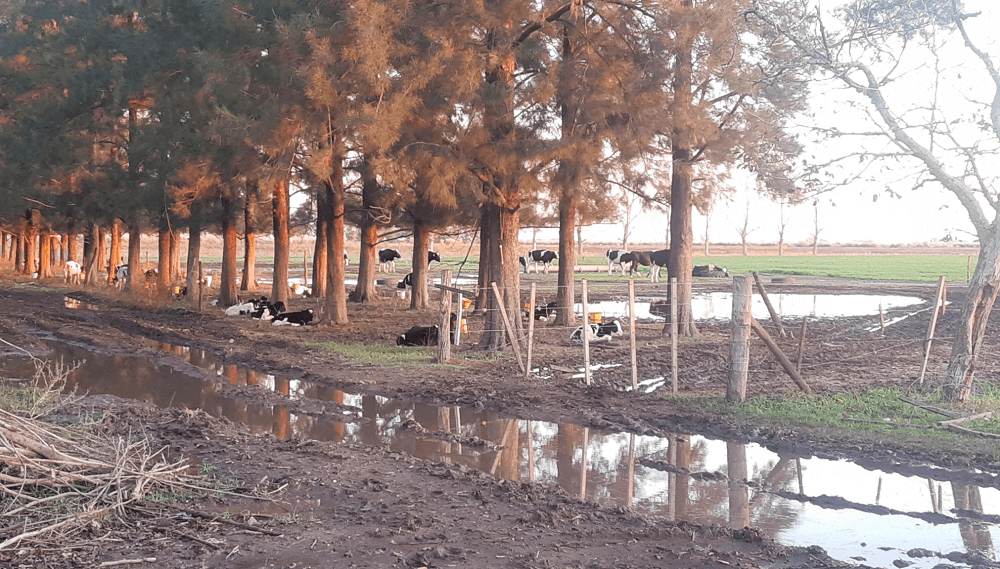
(2, 271, 998, 568)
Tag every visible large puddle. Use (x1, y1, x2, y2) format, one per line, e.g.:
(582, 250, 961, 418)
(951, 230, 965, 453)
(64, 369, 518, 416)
(3, 336, 997, 568)
(579, 293, 927, 321)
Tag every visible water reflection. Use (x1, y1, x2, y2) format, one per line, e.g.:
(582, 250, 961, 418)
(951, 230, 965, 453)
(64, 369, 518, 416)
(579, 293, 926, 321)
(64, 296, 100, 311)
(3, 340, 999, 568)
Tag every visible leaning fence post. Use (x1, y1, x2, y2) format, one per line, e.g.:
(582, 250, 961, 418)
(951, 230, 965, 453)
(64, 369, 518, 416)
(670, 277, 678, 394)
(526, 282, 537, 379)
(582, 279, 591, 386)
(628, 279, 638, 392)
(751, 318, 812, 394)
(795, 317, 808, 374)
(436, 269, 453, 363)
(491, 282, 525, 373)
(918, 276, 947, 384)
(728, 275, 752, 402)
(752, 271, 786, 338)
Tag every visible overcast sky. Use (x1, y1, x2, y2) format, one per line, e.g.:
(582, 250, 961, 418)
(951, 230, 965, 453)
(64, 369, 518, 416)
(524, 0, 998, 247)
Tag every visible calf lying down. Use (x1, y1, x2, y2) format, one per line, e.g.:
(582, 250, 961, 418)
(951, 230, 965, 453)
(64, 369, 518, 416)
(397, 313, 458, 346)
(570, 319, 624, 343)
(272, 309, 314, 326)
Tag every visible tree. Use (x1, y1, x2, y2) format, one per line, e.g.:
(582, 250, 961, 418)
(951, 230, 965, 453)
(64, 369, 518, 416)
(752, 0, 1000, 402)
(736, 200, 757, 256)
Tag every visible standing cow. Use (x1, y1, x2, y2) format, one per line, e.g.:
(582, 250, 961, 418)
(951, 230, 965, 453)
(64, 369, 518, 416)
(378, 249, 402, 273)
(629, 249, 670, 283)
(64, 261, 82, 285)
(520, 249, 558, 274)
(605, 250, 632, 275)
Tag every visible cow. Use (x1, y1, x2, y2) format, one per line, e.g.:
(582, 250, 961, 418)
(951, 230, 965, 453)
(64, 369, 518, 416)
(396, 313, 458, 346)
(606, 250, 632, 275)
(397, 273, 413, 292)
(379, 249, 402, 273)
(428, 251, 441, 264)
(528, 301, 558, 321)
(113, 265, 129, 289)
(290, 283, 311, 296)
(64, 261, 82, 285)
(520, 249, 558, 274)
(272, 308, 314, 326)
(569, 318, 624, 343)
(345, 252, 350, 267)
(225, 296, 264, 316)
(693, 264, 729, 278)
(630, 249, 670, 283)
(251, 299, 286, 321)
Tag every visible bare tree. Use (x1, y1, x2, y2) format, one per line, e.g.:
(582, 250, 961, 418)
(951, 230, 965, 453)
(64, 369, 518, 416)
(811, 199, 821, 256)
(777, 200, 788, 256)
(736, 201, 757, 256)
(703, 204, 713, 256)
(752, 0, 1000, 401)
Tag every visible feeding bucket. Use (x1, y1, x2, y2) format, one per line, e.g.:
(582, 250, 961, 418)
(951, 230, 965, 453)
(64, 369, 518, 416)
(588, 312, 602, 324)
(462, 297, 472, 310)
(396, 289, 406, 299)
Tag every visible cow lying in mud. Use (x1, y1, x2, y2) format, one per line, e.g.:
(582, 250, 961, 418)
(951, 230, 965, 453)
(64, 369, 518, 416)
(569, 319, 624, 343)
(397, 313, 458, 346)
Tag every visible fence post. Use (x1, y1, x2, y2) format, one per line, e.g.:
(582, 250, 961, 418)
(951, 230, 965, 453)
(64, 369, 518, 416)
(728, 275, 752, 402)
(455, 293, 464, 346)
(670, 277, 678, 394)
(526, 283, 536, 379)
(752, 271, 786, 338)
(437, 269, 453, 363)
(628, 279, 637, 392)
(491, 282, 525, 373)
(918, 276, 947, 384)
(582, 279, 591, 386)
(197, 260, 203, 312)
(796, 317, 808, 374)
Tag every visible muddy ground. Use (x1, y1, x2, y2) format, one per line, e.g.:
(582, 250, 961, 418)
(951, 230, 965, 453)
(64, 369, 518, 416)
(1, 267, 998, 568)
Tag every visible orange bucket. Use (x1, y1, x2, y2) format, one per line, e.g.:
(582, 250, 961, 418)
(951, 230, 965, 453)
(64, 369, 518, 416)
(588, 312, 602, 324)
(460, 318, 468, 333)
(462, 297, 472, 310)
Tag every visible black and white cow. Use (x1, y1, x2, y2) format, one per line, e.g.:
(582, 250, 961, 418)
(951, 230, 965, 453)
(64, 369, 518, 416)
(428, 251, 441, 264)
(630, 249, 671, 283)
(692, 264, 729, 278)
(396, 313, 458, 346)
(528, 301, 558, 321)
(64, 261, 82, 285)
(569, 318, 624, 343)
(272, 308, 314, 326)
(520, 249, 558, 274)
(113, 264, 129, 289)
(225, 296, 265, 316)
(606, 250, 632, 275)
(251, 299, 286, 321)
(379, 248, 402, 273)
(397, 272, 413, 292)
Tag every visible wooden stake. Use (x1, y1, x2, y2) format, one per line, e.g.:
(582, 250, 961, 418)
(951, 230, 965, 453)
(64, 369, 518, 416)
(526, 283, 536, 379)
(728, 275, 752, 402)
(582, 279, 591, 386)
(491, 282, 525, 373)
(455, 293, 464, 346)
(197, 261, 203, 312)
(751, 318, 812, 394)
(437, 269, 452, 363)
(918, 276, 947, 384)
(795, 317, 808, 374)
(752, 271, 786, 337)
(878, 303, 885, 334)
(670, 277, 678, 394)
(628, 279, 637, 391)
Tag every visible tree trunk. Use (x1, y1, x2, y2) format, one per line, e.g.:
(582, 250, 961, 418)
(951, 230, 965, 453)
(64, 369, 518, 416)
(16, 231, 25, 272)
(349, 163, 380, 303)
(271, 178, 290, 306)
(312, 187, 329, 298)
(477, 200, 522, 351)
(220, 193, 240, 307)
(65, 232, 76, 263)
(410, 224, 431, 309)
(24, 227, 37, 276)
(476, 219, 491, 311)
(38, 232, 52, 279)
(126, 220, 141, 293)
(666, 147, 698, 337)
(107, 219, 122, 286)
(157, 215, 171, 296)
(324, 174, 348, 324)
(555, 190, 577, 327)
(83, 223, 99, 285)
(944, 229, 1000, 402)
(242, 179, 258, 291)
(169, 226, 181, 285)
(186, 222, 201, 295)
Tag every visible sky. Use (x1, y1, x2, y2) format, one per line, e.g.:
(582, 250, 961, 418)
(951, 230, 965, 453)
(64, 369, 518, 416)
(522, 0, 999, 247)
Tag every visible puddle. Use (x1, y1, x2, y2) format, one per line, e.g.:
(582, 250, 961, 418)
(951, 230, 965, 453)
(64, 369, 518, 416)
(579, 293, 926, 322)
(3, 339, 998, 568)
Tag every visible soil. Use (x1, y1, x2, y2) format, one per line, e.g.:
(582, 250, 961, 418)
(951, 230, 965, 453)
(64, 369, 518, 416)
(2, 250, 997, 569)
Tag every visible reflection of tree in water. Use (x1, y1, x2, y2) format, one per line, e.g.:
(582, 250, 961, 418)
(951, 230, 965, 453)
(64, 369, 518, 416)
(952, 482, 996, 560)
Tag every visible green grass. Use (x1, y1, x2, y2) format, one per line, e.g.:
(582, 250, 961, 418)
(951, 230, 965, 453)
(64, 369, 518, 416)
(666, 387, 1000, 438)
(307, 341, 461, 368)
(574, 254, 976, 283)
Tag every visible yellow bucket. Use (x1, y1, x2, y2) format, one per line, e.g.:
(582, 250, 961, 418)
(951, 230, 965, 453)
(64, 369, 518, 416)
(588, 312, 602, 324)
(460, 318, 468, 333)
(462, 297, 472, 310)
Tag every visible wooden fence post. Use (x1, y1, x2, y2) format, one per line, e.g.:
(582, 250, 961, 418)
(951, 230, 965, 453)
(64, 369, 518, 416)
(751, 318, 812, 394)
(796, 317, 808, 374)
(197, 261, 203, 312)
(670, 277, 678, 394)
(491, 282, 525, 373)
(526, 283, 537, 379)
(752, 271, 786, 338)
(728, 275, 752, 402)
(455, 293, 464, 346)
(918, 276, 947, 384)
(436, 269, 453, 363)
(628, 279, 638, 392)
(582, 279, 591, 386)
